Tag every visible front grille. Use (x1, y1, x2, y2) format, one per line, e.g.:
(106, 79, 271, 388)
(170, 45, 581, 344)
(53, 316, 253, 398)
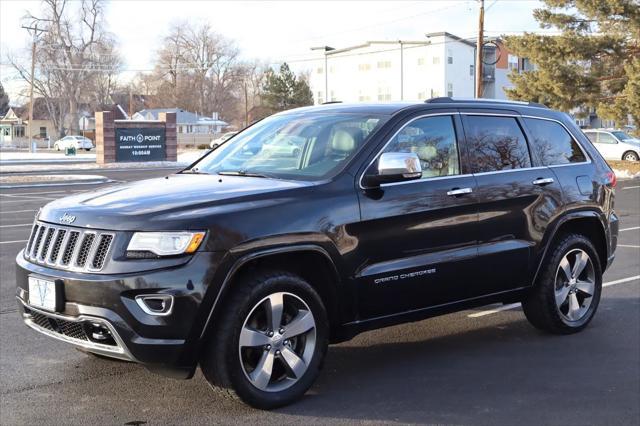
(24, 221, 114, 272)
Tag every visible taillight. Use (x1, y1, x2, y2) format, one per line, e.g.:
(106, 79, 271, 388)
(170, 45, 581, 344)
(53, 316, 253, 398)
(605, 171, 617, 188)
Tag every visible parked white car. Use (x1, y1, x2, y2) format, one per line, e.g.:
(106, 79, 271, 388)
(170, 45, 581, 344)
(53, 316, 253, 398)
(209, 131, 238, 149)
(53, 135, 94, 151)
(583, 129, 640, 161)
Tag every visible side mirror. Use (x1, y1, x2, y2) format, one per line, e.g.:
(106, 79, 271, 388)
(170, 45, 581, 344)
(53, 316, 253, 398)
(362, 152, 422, 188)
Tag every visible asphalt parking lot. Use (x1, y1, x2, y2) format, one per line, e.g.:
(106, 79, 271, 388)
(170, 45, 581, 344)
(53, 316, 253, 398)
(0, 169, 638, 425)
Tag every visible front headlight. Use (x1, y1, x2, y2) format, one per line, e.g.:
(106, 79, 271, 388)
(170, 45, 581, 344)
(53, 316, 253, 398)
(127, 231, 205, 256)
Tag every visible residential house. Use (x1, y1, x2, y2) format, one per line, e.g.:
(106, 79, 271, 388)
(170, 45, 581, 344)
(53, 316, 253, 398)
(0, 99, 59, 146)
(132, 108, 228, 134)
(0, 107, 25, 145)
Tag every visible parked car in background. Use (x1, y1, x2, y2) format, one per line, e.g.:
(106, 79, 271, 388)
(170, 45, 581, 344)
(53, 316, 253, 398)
(53, 135, 94, 151)
(210, 131, 238, 149)
(260, 134, 306, 157)
(583, 129, 640, 161)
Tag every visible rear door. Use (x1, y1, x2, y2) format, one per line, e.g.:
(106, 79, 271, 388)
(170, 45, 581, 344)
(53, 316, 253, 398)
(460, 111, 564, 295)
(354, 112, 480, 319)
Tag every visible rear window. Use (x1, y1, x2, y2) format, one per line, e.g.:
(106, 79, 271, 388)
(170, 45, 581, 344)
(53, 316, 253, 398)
(465, 116, 532, 173)
(524, 118, 586, 165)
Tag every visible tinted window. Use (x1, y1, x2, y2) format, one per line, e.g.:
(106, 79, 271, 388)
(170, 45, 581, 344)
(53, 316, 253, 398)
(383, 115, 460, 178)
(465, 116, 531, 173)
(524, 118, 586, 165)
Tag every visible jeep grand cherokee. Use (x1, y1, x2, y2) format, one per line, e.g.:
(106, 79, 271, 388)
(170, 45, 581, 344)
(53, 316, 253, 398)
(16, 98, 618, 409)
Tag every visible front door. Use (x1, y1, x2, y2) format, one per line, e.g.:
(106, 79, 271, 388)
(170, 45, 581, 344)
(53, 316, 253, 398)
(354, 113, 479, 319)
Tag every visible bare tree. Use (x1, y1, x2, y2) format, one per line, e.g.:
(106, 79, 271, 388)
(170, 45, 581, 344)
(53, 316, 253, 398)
(10, 0, 120, 134)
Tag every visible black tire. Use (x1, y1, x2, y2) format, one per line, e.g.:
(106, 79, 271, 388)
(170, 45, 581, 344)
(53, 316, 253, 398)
(522, 233, 602, 334)
(622, 151, 639, 161)
(200, 270, 329, 409)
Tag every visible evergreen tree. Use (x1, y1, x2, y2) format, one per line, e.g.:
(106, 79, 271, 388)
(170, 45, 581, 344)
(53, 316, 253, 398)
(262, 63, 313, 112)
(504, 0, 640, 129)
(0, 83, 9, 116)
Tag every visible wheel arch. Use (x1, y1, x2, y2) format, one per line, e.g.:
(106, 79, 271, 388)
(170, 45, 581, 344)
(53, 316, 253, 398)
(199, 244, 345, 345)
(534, 212, 608, 283)
(622, 149, 640, 160)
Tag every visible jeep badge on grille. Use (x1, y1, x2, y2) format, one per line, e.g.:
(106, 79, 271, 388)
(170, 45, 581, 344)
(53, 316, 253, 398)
(59, 213, 76, 224)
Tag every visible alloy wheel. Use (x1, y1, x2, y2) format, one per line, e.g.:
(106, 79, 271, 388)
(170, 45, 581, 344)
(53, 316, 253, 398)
(624, 152, 639, 161)
(238, 292, 316, 392)
(554, 248, 596, 322)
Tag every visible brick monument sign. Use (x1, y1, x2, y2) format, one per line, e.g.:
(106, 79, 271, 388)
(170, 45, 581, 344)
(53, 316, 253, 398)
(94, 111, 177, 164)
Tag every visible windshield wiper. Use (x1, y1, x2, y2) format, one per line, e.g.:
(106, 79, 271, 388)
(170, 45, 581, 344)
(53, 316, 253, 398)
(218, 170, 274, 179)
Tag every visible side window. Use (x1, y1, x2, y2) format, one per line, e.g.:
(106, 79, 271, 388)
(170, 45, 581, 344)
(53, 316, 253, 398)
(585, 132, 598, 144)
(383, 115, 460, 178)
(524, 118, 586, 165)
(465, 116, 531, 173)
(598, 133, 617, 144)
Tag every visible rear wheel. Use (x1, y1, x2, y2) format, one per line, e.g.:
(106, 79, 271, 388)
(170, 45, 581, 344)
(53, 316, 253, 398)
(200, 270, 328, 409)
(622, 151, 639, 161)
(522, 233, 602, 334)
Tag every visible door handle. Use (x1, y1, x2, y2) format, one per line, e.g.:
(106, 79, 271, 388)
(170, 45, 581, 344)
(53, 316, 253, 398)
(532, 177, 555, 186)
(447, 187, 473, 196)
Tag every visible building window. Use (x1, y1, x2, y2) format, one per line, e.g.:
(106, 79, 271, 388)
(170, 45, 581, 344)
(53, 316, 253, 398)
(508, 54, 518, 71)
(14, 126, 25, 138)
(447, 83, 453, 97)
(39, 127, 47, 138)
(330, 91, 337, 102)
(470, 65, 474, 76)
(433, 56, 440, 65)
(358, 63, 371, 71)
(417, 57, 425, 66)
(316, 67, 324, 74)
(447, 49, 453, 64)
(377, 60, 391, 69)
(358, 91, 371, 102)
(417, 91, 426, 99)
(377, 86, 391, 101)
(317, 91, 324, 104)
(430, 88, 440, 98)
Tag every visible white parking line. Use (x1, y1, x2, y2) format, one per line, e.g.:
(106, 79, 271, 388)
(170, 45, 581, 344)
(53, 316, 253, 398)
(0, 190, 72, 196)
(0, 223, 33, 228)
(622, 185, 640, 190)
(0, 239, 28, 245)
(1, 194, 59, 200)
(620, 226, 640, 232)
(0, 209, 37, 214)
(468, 275, 640, 318)
(618, 244, 640, 248)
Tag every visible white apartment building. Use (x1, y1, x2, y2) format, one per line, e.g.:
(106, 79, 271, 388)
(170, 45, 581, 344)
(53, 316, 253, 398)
(308, 32, 523, 104)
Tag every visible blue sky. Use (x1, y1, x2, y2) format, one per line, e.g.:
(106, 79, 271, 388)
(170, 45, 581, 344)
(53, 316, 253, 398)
(1, 0, 552, 103)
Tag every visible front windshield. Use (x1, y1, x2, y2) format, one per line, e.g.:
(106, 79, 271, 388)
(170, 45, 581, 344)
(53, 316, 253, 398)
(191, 112, 387, 180)
(611, 131, 633, 141)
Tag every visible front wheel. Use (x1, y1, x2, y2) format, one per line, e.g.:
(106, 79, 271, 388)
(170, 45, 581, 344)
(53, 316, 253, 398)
(522, 233, 602, 334)
(200, 270, 329, 409)
(623, 151, 639, 161)
(54, 143, 60, 151)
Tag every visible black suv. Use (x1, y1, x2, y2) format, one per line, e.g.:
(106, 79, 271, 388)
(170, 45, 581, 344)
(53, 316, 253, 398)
(16, 98, 618, 409)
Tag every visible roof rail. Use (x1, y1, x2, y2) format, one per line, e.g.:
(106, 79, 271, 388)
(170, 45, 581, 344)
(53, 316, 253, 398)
(424, 97, 548, 109)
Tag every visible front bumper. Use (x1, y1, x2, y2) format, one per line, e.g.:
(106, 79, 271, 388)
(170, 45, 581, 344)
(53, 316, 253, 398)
(16, 249, 227, 377)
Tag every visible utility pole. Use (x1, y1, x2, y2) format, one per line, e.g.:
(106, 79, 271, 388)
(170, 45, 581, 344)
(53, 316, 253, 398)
(399, 40, 404, 101)
(475, 0, 485, 99)
(22, 24, 47, 152)
(244, 79, 249, 127)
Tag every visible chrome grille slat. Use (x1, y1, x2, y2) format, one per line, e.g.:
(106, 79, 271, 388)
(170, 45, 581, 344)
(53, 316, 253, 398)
(23, 221, 115, 272)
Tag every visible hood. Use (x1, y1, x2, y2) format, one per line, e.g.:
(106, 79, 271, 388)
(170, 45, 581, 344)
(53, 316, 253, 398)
(39, 173, 312, 231)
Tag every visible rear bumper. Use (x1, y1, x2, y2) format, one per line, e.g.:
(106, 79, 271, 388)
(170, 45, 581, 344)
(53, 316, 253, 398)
(15, 249, 227, 378)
